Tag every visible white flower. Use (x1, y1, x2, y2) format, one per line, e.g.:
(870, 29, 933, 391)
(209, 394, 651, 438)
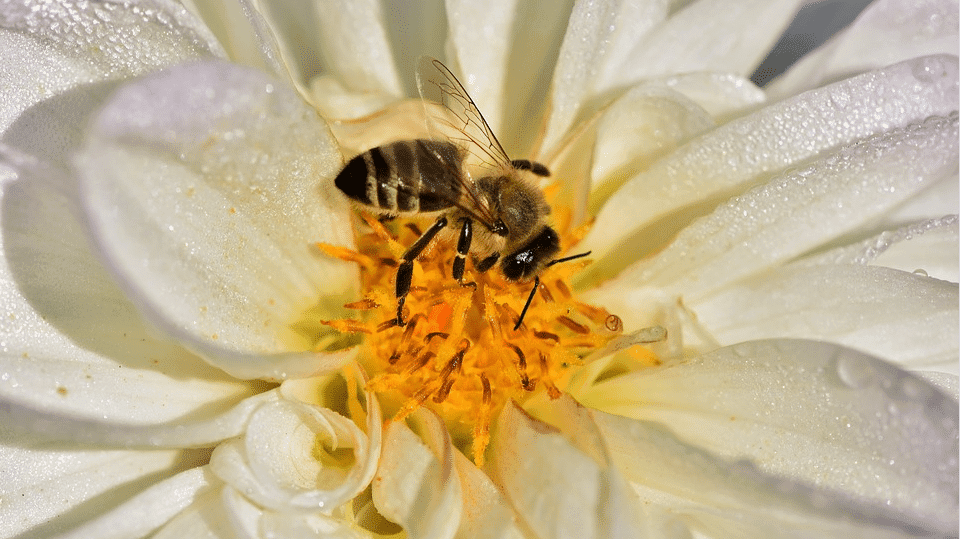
(0, 0, 957, 538)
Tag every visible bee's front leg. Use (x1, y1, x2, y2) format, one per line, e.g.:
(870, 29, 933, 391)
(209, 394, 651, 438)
(452, 218, 476, 289)
(396, 215, 448, 325)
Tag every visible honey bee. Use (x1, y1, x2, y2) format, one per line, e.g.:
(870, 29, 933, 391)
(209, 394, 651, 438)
(335, 57, 587, 329)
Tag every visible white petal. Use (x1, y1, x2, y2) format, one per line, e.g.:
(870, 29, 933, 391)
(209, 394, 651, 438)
(579, 55, 959, 284)
(54, 467, 218, 539)
(596, 413, 931, 538)
(260, 509, 379, 539)
(451, 451, 525, 539)
(579, 340, 958, 535)
(0, 422, 211, 539)
(448, 0, 571, 156)
(542, 0, 667, 153)
(0, 161, 272, 445)
(310, 0, 402, 96)
(799, 216, 959, 283)
(917, 370, 960, 401)
(882, 171, 959, 224)
(659, 71, 767, 121)
(0, 0, 224, 132)
(492, 400, 645, 539)
(769, 0, 959, 96)
(152, 484, 236, 539)
(606, 0, 806, 83)
(2, 387, 278, 448)
(587, 110, 959, 301)
(0, 169, 262, 422)
(693, 264, 958, 371)
(444, 0, 517, 137)
(76, 61, 357, 379)
(588, 83, 714, 214)
(373, 410, 462, 539)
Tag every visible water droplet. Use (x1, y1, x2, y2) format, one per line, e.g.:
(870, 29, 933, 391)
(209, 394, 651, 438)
(835, 353, 876, 389)
(912, 268, 928, 277)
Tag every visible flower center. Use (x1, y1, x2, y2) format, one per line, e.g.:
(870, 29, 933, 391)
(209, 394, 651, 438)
(317, 214, 633, 465)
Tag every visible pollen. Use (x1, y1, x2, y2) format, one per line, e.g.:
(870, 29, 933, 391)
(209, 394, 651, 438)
(319, 214, 631, 466)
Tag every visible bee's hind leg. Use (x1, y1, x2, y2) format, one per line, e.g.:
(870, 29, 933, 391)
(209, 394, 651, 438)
(396, 215, 448, 325)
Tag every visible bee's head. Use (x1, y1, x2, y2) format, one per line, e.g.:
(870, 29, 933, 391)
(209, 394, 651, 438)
(501, 226, 560, 281)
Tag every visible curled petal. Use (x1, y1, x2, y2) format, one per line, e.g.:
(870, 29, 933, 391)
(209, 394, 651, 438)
(374, 409, 462, 539)
(578, 339, 959, 535)
(210, 390, 380, 513)
(76, 60, 357, 379)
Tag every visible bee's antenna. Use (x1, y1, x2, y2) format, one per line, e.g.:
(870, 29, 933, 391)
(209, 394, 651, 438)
(546, 251, 591, 267)
(514, 276, 539, 331)
(513, 251, 592, 331)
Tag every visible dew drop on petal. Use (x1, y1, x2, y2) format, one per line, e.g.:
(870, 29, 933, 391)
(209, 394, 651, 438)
(834, 352, 877, 389)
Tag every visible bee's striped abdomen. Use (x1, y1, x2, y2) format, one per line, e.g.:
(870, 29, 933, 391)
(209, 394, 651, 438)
(334, 140, 463, 215)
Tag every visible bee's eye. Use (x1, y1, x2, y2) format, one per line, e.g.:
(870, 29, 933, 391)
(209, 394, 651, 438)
(502, 250, 534, 281)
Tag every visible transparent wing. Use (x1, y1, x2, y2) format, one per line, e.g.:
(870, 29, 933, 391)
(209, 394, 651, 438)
(415, 56, 515, 230)
(416, 56, 513, 177)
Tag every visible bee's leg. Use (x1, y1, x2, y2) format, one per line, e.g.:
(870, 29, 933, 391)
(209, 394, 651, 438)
(476, 253, 500, 273)
(396, 215, 448, 325)
(452, 218, 476, 288)
(510, 159, 550, 177)
(514, 275, 540, 331)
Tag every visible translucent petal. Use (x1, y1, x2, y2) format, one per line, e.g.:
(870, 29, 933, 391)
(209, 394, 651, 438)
(53, 467, 217, 539)
(373, 410, 462, 539)
(579, 55, 960, 285)
(693, 264, 959, 371)
(0, 0, 224, 132)
(0, 422, 211, 539)
(579, 339, 958, 536)
(769, 0, 959, 97)
(586, 111, 959, 302)
(76, 60, 357, 379)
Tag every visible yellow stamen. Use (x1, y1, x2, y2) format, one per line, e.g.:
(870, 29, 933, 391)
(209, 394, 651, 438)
(318, 217, 626, 465)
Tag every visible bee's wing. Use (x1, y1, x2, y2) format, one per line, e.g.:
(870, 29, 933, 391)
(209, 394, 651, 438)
(416, 56, 514, 180)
